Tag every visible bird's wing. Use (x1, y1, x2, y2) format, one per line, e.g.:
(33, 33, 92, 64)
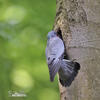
(46, 37, 64, 81)
(48, 59, 61, 81)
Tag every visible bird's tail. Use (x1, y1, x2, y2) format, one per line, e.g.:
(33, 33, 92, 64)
(59, 59, 80, 87)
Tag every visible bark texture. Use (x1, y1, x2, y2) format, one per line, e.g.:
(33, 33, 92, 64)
(53, 0, 100, 100)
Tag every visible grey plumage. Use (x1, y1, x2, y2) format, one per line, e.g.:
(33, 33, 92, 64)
(45, 31, 80, 87)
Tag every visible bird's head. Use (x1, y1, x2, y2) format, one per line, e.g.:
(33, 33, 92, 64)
(47, 31, 57, 39)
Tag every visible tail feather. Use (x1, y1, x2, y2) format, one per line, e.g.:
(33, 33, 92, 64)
(48, 58, 80, 87)
(59, 71, 78, 87)
(59, 60, 80, 87)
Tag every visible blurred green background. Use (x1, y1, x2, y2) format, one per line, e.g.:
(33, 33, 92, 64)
(0, 0, 60, 100)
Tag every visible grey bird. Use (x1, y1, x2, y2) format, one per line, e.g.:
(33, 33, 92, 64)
(45, 31, 80, 87)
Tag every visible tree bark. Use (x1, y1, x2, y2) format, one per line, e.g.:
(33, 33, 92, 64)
(53, 0, 100, 100)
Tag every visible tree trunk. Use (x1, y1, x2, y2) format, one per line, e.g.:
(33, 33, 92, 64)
(53, 0, 100, 100)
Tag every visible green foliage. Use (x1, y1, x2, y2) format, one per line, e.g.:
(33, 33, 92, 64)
(0, 0, 60, 100)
